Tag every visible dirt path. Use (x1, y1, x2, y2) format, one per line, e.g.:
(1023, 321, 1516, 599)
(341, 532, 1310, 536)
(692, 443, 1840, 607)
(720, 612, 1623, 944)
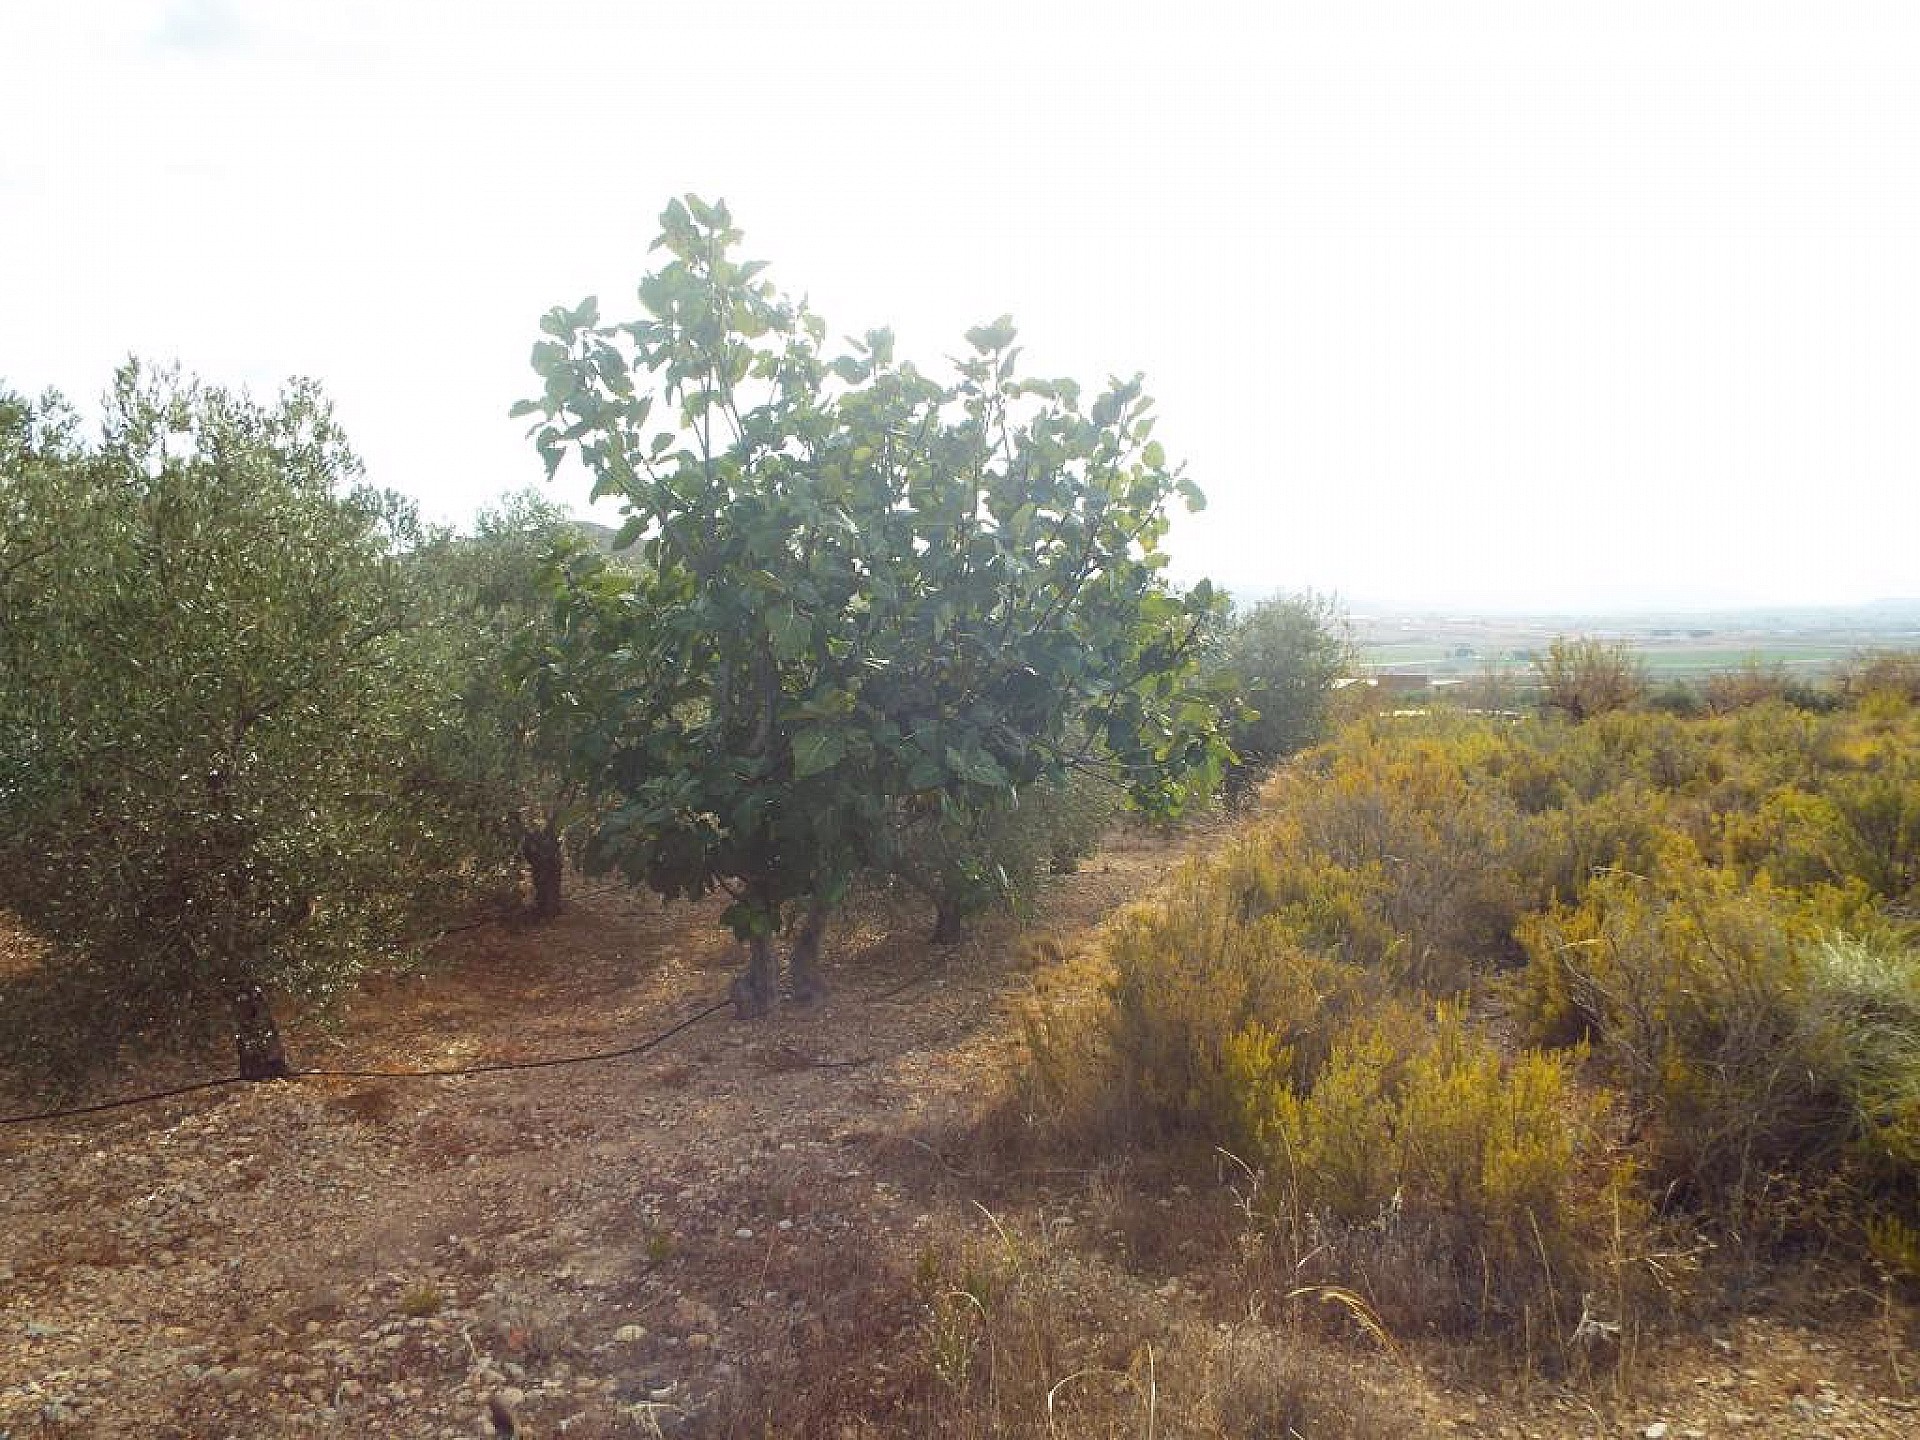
(0, 835, 1187, 1438)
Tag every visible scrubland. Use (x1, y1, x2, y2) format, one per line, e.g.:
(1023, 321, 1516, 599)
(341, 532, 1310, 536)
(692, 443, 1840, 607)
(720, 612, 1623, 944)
(6, 660, 1919, 1438)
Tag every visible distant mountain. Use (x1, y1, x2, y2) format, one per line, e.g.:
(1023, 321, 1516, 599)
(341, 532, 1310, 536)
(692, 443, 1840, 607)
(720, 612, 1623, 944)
(567, 519, 640, 555)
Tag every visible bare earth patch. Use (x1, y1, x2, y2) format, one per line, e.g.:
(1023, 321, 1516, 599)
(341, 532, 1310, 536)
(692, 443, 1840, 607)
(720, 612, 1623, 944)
(3, 830, 1915, 1438)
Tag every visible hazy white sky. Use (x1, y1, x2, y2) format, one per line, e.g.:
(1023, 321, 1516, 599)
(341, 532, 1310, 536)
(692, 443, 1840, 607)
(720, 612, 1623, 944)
(5, 1, 1916, 612)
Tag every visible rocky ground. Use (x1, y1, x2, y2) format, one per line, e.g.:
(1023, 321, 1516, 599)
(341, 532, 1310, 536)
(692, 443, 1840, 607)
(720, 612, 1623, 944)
(3, 831, 1915, 1439)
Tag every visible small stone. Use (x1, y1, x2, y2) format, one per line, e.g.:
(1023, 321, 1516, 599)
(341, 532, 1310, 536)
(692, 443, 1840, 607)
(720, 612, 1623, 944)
(734, 1227, 755, 1239)
(686, 1331, 712, 1350)
(1642, 1424, 1669, 1440)
(615, 1324, 648, 1343)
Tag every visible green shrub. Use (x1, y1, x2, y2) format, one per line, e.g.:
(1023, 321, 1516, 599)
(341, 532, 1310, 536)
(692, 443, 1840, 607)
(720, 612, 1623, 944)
(1046, 761, 1620, 1347)
(1518, 782, 1676, 909)
(1029, 676, 1920, 1350)
(889, 769, 1124, 941)
(1229, 1003, 1606, 1334)
(1100, 865, 1375, 1145)
(1841, 649, 1920, 706)
(1212, 820, 1399, 968)
(1702, 660, 1835, 715)
(1804, 937, 1920, 1198)
(1533, 636, 1645, 722)
(1516, 867, 1920, 1255)
(1646, 678, 1705, 716)
(1278, 726, 1526, 988)
(1228, 1007, 1411, 1223)
(1819, 766, 1920, 904)
(1217, 591, 1354, 795)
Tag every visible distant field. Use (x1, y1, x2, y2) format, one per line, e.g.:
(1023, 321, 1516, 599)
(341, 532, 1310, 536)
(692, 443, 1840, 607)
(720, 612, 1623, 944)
(1634, 646, 1854, 675)
(1353, 602, 1919, 682)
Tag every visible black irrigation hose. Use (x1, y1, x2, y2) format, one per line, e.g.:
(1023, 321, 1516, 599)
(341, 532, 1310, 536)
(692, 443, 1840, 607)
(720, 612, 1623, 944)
(295, 998, 732, 1081)
(3, 895, 970, 1128)
(0, 997, 732, 1128)
(0, 1075, 252, 1126)
(403, 882, 637, 947)
(1, 885, 707, 1129)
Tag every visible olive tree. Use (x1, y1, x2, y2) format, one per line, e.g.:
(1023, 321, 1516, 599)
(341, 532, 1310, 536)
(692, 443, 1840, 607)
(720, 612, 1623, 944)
(887, 766, 1126, 944)
(401, 491, 635, 917)
(0, 364, 474, 1080)
(1218, 590, 1353, 792)
(520, 196, 1231, 1014)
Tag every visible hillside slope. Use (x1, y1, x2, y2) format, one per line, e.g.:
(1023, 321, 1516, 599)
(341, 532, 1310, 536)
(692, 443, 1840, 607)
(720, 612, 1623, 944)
(2, 831, 1914, 1438)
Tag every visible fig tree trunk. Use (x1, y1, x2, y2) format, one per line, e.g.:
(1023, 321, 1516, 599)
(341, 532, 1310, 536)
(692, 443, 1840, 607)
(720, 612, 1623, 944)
(732, 934, 778, 1018)
(521, 825, 564, 919)
(788, 902, 829, 1002)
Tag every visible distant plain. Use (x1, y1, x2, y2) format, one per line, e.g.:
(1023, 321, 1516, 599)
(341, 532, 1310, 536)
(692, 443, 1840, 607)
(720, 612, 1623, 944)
(1353, 599, 1920, 681)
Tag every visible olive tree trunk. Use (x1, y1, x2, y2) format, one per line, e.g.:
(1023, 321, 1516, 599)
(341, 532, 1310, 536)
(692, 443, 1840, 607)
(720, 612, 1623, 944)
(930, 899, 967, 946)
(232, 983, 290, 1080)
